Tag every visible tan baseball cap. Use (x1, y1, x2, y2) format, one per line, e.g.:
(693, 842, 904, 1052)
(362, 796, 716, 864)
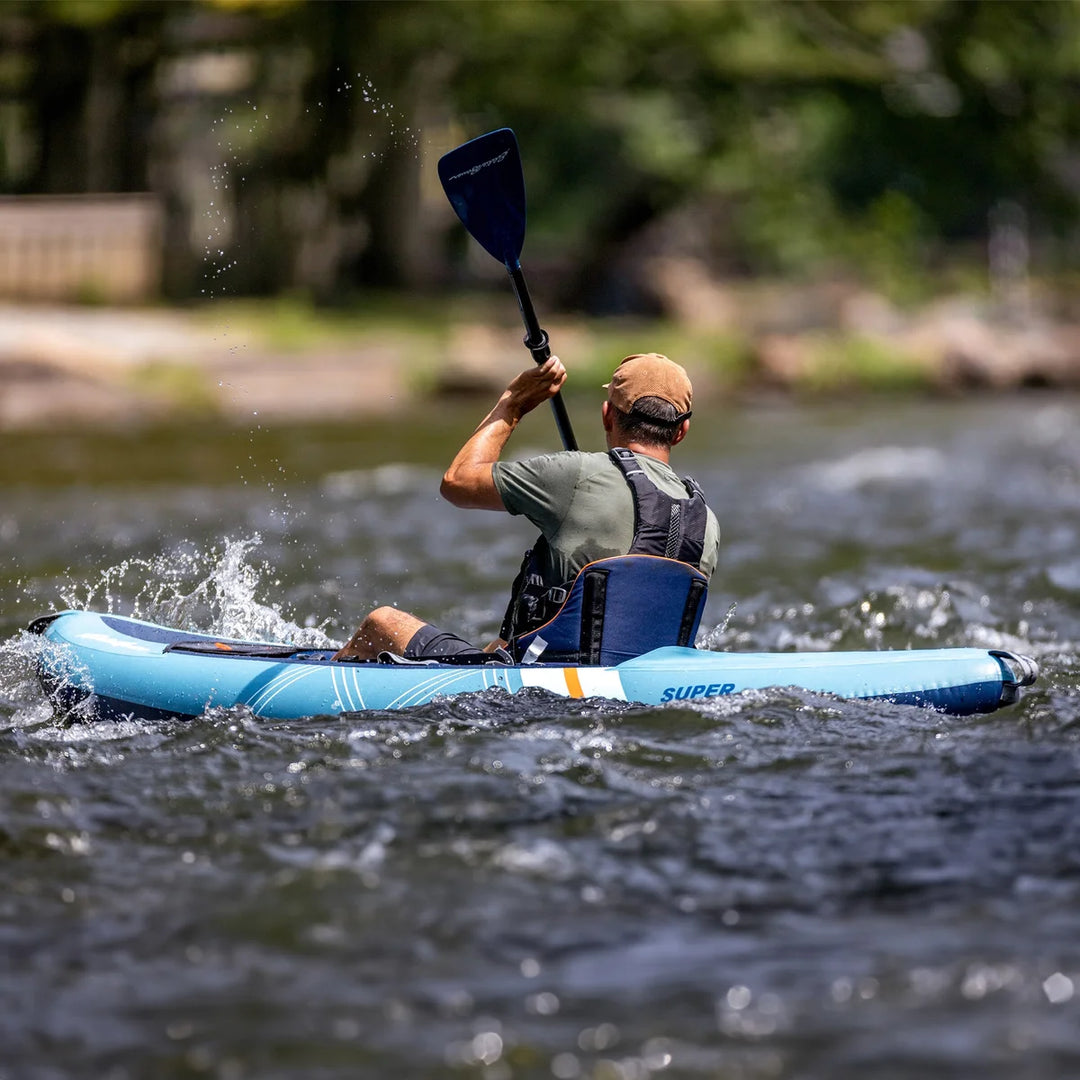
(604, 353, 693, 416)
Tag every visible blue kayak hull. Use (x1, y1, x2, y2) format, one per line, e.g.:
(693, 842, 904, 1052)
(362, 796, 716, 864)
(30, 610, 1038, 721)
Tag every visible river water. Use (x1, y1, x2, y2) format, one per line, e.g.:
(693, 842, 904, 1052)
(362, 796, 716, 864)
(2, 393, 1079, 1079)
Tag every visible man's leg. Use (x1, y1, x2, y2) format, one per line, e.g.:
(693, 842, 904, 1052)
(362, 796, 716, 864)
(332, 606, 427, 661)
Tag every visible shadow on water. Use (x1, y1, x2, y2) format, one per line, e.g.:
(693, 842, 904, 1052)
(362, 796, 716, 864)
(2, 392, 1080, 1078)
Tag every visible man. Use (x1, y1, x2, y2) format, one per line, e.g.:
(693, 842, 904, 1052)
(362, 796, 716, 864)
(333, 352, 721, 662)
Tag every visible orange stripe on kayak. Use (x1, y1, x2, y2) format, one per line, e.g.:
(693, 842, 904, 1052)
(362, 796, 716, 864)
(564, 667, 584, 698)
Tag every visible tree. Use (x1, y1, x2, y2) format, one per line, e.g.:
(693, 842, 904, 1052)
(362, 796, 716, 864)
(0, 0, 1076, 304)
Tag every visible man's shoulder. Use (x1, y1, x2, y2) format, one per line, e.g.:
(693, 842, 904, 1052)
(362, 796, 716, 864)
(633, 453, 700, 494)
(496, 450, 608, 480)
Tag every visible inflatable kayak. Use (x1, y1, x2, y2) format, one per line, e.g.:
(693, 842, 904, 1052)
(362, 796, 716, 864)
(29, 610, 1038, 721)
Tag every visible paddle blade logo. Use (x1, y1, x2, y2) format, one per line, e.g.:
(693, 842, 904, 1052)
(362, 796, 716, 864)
(438, 128, 527, 268)
(445, 148, 510, 183)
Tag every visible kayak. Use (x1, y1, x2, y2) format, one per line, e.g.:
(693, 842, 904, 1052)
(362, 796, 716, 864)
(29, 609, 1038, 721)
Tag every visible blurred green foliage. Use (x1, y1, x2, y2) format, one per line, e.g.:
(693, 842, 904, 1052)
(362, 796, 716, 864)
(0, 0, 1076, 309)
(797, 333, 930, 394)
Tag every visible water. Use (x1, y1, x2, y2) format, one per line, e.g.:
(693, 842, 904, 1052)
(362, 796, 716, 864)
(2, 394, 1079, 1079)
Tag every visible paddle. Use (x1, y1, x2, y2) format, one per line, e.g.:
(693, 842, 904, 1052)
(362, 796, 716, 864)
(438, 127, 578, 451)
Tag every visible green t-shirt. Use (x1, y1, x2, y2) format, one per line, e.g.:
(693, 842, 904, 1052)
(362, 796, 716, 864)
(491, 450, 721, 589)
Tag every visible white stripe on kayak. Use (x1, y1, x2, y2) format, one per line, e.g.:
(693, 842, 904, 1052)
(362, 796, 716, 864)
(329, 665, 368, 713)
(387, 669, 485, 709)
(245, 665, 318, 712)
(518, 667, 626, 700)
(575, 668, 627, 701)
(348, 668, 366, 712)
(518, 668, 572, 695)
(247, 662, 625, 715)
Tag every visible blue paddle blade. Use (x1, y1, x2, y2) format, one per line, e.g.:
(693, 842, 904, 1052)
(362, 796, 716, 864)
(438, 128, 526, 268)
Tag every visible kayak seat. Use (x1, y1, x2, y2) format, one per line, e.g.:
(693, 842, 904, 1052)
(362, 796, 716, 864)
(509, 554, 708, 666)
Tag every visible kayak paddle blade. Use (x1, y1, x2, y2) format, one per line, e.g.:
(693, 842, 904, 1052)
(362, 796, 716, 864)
(438, 128, 526, 268)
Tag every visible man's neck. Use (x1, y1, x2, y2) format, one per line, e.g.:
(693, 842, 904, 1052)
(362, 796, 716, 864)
(606, 436, 670, 465)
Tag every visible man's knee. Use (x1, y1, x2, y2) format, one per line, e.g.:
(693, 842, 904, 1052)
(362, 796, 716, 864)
(364, 606, 402, 630)
(367, 607, 426, 639)
(333, 607, 427, 661)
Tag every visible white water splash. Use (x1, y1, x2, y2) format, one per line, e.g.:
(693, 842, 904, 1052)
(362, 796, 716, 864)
(2, 535, 337, 727)
(1, 535, 336, 730)
(698, 579, 1051, 660)
(52, 534, 335, 647)
(812, 446, 946, 492)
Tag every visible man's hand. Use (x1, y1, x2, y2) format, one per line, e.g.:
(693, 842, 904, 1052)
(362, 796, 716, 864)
(441, 355, 569, 510)
(496, 354, 565, 421)
(502, 356, 567, 422)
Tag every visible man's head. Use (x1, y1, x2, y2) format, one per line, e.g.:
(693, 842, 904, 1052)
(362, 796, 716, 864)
(603, 353, 693, 449)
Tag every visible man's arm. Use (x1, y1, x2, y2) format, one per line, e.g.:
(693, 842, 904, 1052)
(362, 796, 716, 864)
(440, 356, 567, 510)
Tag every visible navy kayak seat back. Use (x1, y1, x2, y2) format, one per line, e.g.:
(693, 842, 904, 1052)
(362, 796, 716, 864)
(510, 554, 708, 666)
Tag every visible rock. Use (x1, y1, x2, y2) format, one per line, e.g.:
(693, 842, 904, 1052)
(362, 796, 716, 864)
(433, 322, 525, 395)
(642, 256, 740, 332)
(754, 333, 816, 385)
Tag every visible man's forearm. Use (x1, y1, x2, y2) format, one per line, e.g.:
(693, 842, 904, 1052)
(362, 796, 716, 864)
(441, 356, 567, 510)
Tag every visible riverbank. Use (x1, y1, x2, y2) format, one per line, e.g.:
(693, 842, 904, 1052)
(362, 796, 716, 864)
(1, 281, 1077, 431)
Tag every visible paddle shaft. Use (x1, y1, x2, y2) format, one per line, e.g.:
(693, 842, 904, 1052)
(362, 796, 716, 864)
(508, 263, 578, 451)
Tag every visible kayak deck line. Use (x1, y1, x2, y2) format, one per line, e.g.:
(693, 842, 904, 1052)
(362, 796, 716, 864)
(28, 609, 1039, 721)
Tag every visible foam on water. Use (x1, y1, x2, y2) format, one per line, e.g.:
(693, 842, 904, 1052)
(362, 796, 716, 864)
(811, 445, 948, 492)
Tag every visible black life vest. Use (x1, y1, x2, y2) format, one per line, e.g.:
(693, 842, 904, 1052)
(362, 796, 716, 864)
(500, 448, 710, 644)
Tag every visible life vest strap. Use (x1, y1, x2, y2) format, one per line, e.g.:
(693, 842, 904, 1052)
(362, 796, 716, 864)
(579, 567, 608, 664)
(678, 577, 708, 646)
(608, 448, 708, 568)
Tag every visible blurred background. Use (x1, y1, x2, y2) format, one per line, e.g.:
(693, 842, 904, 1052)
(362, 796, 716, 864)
(1, 0, 1079, 435)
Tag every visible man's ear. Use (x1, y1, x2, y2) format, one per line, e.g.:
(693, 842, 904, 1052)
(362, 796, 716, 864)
(601, 400, 615, 432)
(671, 418, 690, 446)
